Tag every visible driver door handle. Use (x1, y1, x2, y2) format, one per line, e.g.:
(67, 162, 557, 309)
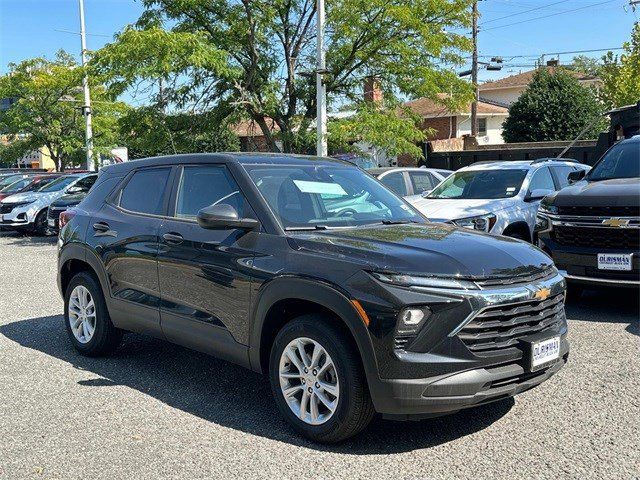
(163, 232, 184, 244)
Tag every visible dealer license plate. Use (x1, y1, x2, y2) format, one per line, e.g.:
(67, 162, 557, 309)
(48, 219, 56, 227)
(597, 253, 632, 271)
(531, 336, 560, 369)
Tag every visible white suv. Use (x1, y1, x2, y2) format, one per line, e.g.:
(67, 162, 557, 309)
(409, 159, 590, 242)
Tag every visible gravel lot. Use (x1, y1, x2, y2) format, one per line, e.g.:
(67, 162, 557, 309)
(1, 230, 638, 480)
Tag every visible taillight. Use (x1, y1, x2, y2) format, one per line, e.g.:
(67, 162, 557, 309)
(59, 209, 77, 229)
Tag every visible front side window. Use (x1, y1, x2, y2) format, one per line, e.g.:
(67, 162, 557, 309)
(528, 167, 556, 192)
(71, 175, 97, 193)
(589, 141, 640, 180)
(245, 164, 421, 229)
(174, 166, 247, 219)
(428, 169, 528, 199)
(379, 172, 408, 196)
(119, 168, 171, 215)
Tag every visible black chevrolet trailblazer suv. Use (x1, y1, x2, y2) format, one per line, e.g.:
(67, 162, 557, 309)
(536, 135, 640, 293)
(57, 153, 568, 442)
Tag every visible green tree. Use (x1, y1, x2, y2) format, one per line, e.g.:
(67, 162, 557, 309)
(91, 0, 474, 159)
(502, 68, 606, 143)
(0, 51, 127, 171)
(570, 55, 602, 77)
(118, 106, 240, 159)
(599, 22, 640, 109)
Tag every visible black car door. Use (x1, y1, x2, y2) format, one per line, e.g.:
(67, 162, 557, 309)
(87, 166, 172, 338)
(157, 164, 258, 363)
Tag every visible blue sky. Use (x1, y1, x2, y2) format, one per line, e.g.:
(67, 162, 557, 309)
(0, 0, 637, 98)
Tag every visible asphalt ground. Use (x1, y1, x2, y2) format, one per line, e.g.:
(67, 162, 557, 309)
(0, 230, 638, 479)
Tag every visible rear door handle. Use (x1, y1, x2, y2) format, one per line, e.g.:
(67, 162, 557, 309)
(163, 232, 184, 244)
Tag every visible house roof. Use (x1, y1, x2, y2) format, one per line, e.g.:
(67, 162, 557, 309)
(231, 118, 280, 137)
(479, 67, 599, 91)
(403, 95, 508, 118)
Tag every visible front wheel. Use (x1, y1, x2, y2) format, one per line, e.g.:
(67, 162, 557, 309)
(32, 209, 48, 236)
(269, 315, 374, 443)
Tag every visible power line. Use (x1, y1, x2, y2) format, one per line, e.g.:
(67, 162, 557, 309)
(480, 0, 573, 25)
(481, 0, 619, 32)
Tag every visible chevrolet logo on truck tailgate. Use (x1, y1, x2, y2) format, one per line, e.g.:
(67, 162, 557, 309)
(602, 218, 629, 227)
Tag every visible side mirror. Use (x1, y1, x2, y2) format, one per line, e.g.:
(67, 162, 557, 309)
(525, 188, 554, 202)
(66, 186, 82, 194)
(567, 169, 586, 183)
(196, 204, 259, 230)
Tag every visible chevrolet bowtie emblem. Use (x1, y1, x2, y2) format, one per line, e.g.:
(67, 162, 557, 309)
(602, 217, 629, 227)
(534, 287, 551, 301)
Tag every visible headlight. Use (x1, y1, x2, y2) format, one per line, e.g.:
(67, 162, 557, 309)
(371, 272, 479, 290)
(452, 214, 496, 232)
(538, 203, 558, 215)
(535, 214, 550, 232)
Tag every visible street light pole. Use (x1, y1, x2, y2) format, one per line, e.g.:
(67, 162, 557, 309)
(78, 0, 94, 171)
(470, 0, 478, 137)
(316, 0, 327, 157)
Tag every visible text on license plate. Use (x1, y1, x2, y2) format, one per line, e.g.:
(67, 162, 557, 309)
(597, 253, 632, 271)
(532, 336, 560, 368)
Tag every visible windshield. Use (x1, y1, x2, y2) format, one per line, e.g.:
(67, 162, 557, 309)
(244, 164, 422, 229)
(589, 141, 640, 180)
(0, 177, 32, 193)
(0, 175, 22, 189)
(428, 169, 528, 199)
(38, 175, 77, 192)
(24, 176, 58, 191)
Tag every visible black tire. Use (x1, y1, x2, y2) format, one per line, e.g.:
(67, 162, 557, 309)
(32, 209, 48, 236)
(269, 314, 375, 443)
(506, 231, 530, 242)
(64, 271, 122, 356)
(566, 283, 584, 300)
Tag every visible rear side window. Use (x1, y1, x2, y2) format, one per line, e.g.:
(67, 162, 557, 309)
(175, 165, 246, 219)
(379, 172, 408, 196)
(409, 172, 436, 194)
(119, 168, 171, 215)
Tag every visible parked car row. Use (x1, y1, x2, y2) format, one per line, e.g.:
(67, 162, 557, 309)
(0, 171, 96, 235)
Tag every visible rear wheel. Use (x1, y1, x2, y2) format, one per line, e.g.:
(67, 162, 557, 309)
(269, 314, 374, 443)
(64, 271, 122, 356)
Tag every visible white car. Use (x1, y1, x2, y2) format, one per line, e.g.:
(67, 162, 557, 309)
(409, 159, 591, 242)
(0, 173, 97, 235)
(370, 167, 453, 198)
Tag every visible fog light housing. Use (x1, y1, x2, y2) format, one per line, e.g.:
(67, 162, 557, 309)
(395, 307, 431, 351)
(400, 308, 426, 326)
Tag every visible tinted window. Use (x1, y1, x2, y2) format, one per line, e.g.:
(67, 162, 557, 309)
(409, 172, 435, 194)
(38, 176, 78, 192)
(72, 175, 97, 193)
(589, 141, 640, 180)
(175, 166, 246, 219)
(528, 167, 556, 192)
(429, 169, 528, 199)
(552, 165, 576, 188)
(120, 168, 171, 215)
(379, 172, 408, 196)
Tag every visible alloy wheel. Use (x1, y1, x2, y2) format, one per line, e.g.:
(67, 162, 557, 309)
(68, 285, 96, 344)
(278, 337, 340, 425)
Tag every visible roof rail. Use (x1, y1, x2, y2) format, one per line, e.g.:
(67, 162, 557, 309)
(531, 157, 579, 164)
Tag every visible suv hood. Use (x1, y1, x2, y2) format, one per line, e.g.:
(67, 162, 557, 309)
(546, 178, 640, 207)
(289, 223, 552, 279)
(409, 197, 512, 222)
(0, 191, 56, 204)
(51, 192, 86, 208)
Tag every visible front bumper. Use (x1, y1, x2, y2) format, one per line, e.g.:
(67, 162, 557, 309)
(349, 270, 568, 416)
(0, 203, 38, 228)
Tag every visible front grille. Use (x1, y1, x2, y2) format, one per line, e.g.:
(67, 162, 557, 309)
(0, 202, 29, 214)
(553, 226, 639, 250)
(475, 266, 556, 288)
(458, 293, 565, 353)
(557, 205, 640, 217)
(48, 207, 65, 220)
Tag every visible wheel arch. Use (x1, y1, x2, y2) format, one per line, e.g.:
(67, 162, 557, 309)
(249, 277, 379, 383)
(58, 243, 110, 300)
(502, 221, 532, 242)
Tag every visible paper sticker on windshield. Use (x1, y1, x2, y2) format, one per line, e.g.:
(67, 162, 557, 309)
(293, 180, 347, 196)
(506, 186, 516, 193)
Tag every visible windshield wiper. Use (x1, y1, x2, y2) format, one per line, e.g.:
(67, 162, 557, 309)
(285, 225, 330, 231)
(380, 219, 419, 225)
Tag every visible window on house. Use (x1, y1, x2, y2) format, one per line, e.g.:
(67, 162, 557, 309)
(478, 118, 487, 136)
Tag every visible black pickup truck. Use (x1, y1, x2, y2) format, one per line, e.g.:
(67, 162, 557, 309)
(536, 135, 640, 294)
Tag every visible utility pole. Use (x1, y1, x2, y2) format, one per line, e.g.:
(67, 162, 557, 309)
(78, 0, 94, 171)
(470, 0, 479, 137)
(316, 0, 327, 157)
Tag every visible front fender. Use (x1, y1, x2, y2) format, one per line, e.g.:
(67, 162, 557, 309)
(248, 276, 380, 387)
